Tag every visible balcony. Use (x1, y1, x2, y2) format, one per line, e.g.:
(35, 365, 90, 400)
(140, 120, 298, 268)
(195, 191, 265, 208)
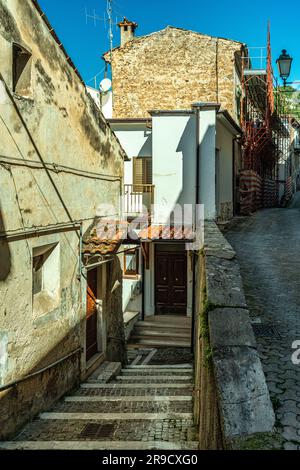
(124, 184, 155, 217)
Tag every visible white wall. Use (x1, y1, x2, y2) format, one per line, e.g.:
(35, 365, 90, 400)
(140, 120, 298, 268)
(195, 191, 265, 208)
(112, 124, 152, 185)
(87, 87, 113, 120)
(216, 119, 234, 220)
(152, 113, 197, 225)
(198, 108, 217, 220)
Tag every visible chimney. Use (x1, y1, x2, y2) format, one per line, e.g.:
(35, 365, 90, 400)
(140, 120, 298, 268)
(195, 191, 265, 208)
(118, 17, 138, 46)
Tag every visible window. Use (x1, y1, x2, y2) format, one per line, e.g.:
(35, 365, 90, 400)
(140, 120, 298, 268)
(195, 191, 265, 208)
(133, 157, 152, 192)
(32, 243, 60, 317)
(12, 43, 32, 96)
(124, 249, 139, 277)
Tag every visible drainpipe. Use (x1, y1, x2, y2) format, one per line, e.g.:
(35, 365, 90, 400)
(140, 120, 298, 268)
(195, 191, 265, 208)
(191, 106, 201, 353)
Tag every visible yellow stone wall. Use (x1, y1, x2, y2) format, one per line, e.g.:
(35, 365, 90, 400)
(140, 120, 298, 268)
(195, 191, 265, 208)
(106, 27, 243, 120)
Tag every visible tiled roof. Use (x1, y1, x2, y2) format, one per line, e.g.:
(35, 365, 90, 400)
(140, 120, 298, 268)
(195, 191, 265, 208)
(83, 219, 128, 256)
(139, 225, 195, 241)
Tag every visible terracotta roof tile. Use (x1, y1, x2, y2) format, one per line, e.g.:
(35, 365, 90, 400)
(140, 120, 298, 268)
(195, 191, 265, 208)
(83, 219, 128, 256)
(139, 225, 195, 241)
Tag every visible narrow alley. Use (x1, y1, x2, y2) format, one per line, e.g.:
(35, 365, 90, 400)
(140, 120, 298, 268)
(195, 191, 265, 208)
(0, 348, 198, 450)
(226, 207, 300, 450)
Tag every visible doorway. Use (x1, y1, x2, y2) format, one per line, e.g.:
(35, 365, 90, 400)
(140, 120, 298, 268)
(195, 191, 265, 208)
(86, 268, 98, 361)
(155, 245, 187, 315)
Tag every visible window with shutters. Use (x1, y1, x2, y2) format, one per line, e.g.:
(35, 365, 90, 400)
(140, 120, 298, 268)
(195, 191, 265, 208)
(133, 157, 152, 192)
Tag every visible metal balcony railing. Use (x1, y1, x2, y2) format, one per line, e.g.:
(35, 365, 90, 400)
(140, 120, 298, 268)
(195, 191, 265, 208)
(124, 184, 155, 216)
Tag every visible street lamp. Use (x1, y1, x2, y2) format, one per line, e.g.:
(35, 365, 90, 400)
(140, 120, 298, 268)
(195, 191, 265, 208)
(276, 49, 293, 87)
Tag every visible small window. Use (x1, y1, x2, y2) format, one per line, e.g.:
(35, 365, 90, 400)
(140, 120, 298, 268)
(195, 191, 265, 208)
(124, 25, 128, 32)
(12, 43, 32, 96)
(124, 249, 139, 277)
(32, 243, 60, 317)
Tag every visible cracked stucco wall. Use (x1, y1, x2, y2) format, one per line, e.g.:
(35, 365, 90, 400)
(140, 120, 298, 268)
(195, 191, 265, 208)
(0, 0, 126, 438)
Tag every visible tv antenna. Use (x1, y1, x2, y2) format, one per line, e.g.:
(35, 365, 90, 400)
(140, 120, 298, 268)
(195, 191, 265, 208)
(85, 1, 121, 85)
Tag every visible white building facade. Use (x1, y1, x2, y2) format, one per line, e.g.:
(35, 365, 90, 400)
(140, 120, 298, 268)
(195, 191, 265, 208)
(109, 103, 241, 319)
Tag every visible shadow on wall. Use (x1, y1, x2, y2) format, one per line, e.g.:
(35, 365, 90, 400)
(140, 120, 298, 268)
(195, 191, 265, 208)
(0, 202, 11, 281)
(0, 255, 127, 440)
(139, 129, 152, 157)
(0, 320, 83, 440)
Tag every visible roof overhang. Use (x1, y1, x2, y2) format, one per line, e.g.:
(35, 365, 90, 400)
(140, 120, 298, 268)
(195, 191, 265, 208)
(149, 109, 194, 116)
(192, 102, 221, 112)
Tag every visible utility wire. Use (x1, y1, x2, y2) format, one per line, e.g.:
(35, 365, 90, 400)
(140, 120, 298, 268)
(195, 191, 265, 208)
(0, 72, 75, 230)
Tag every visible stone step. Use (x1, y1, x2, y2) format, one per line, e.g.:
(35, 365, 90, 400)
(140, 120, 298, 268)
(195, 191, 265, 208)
(76, 387, 192, 397)
(53, 400, 192, 414)
(120, 369, 193, 375)
(133, 328, 191, 339)
(13, 416, 197, 444)
(126, 364, 193, 369)
(143, 315, 192, 325)
(0, 441, 199, 450)
(65, 396, 193, 402)
(40, 412, 193, 421)
(116, 375, 192, 381)
(81, 383, 192, 389)
(128, 337, 191, 348)
(135, 321, 191, 331)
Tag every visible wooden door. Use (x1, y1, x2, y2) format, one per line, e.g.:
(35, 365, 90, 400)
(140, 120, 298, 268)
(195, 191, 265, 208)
(155, 252, 187, 315)
(86, 269, 98, 361)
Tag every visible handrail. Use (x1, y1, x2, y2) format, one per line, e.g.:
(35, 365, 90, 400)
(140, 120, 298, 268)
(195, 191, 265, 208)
(0, 347, 82, 393)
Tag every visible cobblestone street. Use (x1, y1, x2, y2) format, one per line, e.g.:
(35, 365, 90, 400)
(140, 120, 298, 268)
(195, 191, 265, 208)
(226, 208, 300, 450)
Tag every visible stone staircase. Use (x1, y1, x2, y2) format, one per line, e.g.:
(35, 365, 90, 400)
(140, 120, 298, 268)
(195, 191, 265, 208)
(128, 316, 192, 349)
(0, 358, 198, 450)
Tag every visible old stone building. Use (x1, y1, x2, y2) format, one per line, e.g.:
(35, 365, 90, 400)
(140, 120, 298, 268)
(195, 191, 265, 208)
(0, 0, 127, 439)
(103, 20, 244, 121)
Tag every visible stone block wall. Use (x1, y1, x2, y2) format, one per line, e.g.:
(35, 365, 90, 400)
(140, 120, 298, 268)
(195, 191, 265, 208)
(194, 222, 277, 449)
(105, 27, 243, 120)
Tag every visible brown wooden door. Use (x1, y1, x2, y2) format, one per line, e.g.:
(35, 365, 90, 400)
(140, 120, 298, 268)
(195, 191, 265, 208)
(86, 269, 98, 361)
(155, 252, 187, 315)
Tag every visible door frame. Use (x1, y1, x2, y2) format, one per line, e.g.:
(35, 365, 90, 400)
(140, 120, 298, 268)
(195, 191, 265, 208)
(86, 268, 99, 361)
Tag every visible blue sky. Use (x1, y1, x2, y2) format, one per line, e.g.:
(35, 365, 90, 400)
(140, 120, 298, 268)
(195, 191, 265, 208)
(39, 0, 300, 89)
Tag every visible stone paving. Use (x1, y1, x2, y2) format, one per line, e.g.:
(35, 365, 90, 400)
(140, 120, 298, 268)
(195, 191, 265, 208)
(226, 208, 300, 450)
(1, 348, 197, 450)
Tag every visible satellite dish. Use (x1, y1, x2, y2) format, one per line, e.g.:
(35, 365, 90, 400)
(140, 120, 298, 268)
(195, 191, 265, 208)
(100, 78, 112, 93)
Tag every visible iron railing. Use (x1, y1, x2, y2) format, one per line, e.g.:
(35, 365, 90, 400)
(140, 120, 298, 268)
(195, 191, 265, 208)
(124, 184, 155, 215)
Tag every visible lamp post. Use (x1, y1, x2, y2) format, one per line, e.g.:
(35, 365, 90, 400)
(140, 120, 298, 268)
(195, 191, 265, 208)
(276, 49, 293, 87)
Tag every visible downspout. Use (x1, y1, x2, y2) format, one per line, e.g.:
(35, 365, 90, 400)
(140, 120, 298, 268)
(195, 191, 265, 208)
(191, 107, 201, 353)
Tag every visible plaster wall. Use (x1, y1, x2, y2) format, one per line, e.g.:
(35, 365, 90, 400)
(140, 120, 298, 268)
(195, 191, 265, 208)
(0, 0, 125, 437)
